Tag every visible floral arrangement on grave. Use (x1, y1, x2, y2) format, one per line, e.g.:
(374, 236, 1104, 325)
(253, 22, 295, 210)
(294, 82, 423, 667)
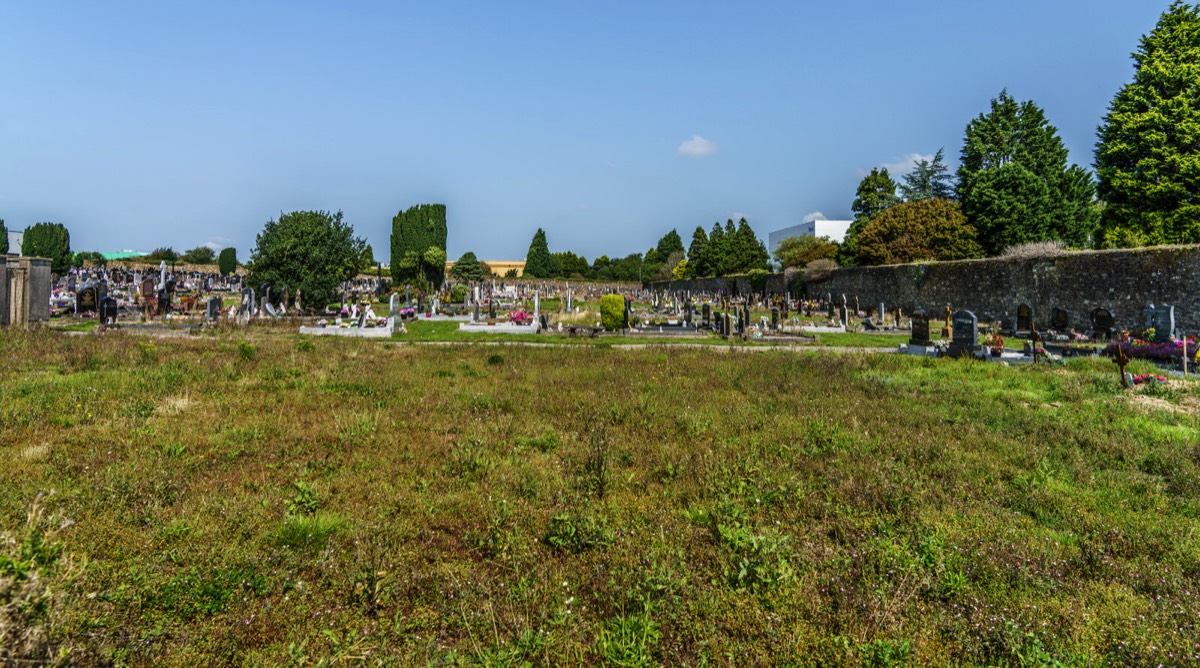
(508, 309, 531, 325)
(984, 333, 1005, 355)
(1132, 373, 1168, 385)
(1103, 334, 1199, 363)
(399, 307, 415, 319)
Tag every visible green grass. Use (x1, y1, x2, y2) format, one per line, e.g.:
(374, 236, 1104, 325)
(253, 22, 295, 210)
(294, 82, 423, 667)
(1, 328, 1199, 665)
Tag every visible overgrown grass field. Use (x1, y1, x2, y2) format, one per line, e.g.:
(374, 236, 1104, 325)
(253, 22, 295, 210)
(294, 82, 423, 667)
(1, 329, 1198, 666)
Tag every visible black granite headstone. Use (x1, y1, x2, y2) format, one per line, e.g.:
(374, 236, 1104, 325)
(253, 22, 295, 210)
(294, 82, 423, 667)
(76, 286, 99, 313)
(948, 310, 980, 357)
(100, 297, 118, 325)
(909, 310, 931, 346)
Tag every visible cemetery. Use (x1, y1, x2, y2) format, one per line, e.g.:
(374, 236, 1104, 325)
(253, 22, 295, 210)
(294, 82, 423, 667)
(4, 251, 1200, 665)
(3, 315, 1200, 665)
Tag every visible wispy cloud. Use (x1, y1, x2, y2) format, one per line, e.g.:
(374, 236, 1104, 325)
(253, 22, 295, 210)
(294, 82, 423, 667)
(802, 211, 827, 223)
(677, 135, 717, 158)
(880, 153, 934, 176)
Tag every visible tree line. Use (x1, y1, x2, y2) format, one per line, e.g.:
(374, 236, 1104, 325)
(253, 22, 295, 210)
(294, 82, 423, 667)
(786, 3, 1200, 270)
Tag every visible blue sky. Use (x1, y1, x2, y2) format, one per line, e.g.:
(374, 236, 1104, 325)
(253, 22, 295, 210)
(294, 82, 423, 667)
(0, 1, 1173, 262)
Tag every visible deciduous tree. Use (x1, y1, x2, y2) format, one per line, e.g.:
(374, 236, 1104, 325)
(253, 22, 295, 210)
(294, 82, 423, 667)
(854, 199, 984, 265)
(841, 168, 900, 266)
(181, 246, 215, 264)
(1096, 2, 1200, 247)
(247, 210, 364, 309)
(773, 235, 839, 269)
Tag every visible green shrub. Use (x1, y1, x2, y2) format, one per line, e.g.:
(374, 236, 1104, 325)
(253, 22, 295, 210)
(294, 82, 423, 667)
(450, 283, 468, 303)
(747, 268, 770, 293)
(599, 294, 626, 331)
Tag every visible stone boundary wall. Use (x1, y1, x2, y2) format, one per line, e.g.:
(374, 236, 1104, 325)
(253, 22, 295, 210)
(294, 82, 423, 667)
(808, 246, 1200, 334)
(648, 274, 788, 296)
(650, 246, 1200, 334)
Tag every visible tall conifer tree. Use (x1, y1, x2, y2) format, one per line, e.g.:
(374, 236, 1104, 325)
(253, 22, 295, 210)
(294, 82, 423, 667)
(1096, 2, 1200, 247)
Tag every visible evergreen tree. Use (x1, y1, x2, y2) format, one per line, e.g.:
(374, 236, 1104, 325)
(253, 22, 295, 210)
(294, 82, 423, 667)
(218, 247, 238, 276)
(655, 229, 685, 260)
(840, 168, 900, 266)
(899, 148, 956, 201)
(704, 222, 727, 276)
(360, 244, 375, 272)
(450, 251, 487, 282)
(22, 222, 72, 273)
(0, 218, 7, 254)
(852, 168, 900, 221)
(728, 218, 770, 273)
(550, 251, 590, 278)
(524, 228, 551, 278)
(686, 226, 709, 277)
(957, 90, 1097, 254)
(1096, 2, 1200, 247)
(390, 204, 447, 284)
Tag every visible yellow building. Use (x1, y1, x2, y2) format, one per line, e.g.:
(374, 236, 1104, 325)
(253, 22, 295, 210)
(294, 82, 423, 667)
(444, 259, 527, 277)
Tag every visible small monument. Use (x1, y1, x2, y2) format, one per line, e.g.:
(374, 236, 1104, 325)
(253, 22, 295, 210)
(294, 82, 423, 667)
(947, 310, 979, 358)
(909, 310, 931, 347)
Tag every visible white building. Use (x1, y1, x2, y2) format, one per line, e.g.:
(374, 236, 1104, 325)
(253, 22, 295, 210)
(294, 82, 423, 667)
(768, 220, 853, 253)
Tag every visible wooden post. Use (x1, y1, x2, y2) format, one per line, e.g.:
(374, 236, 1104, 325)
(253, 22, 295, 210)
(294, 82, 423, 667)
(1114, 343, 1131, 388)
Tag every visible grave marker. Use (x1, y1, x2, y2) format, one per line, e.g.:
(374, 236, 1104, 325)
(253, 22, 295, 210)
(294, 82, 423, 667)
(76, 286, 99, 314)
(947, 310, 980, 358)
(1090, 308, 1114, 339)
(909, 310, 931, 346)
(1149, 304, 1175, 342)
(1016, 303, 1033, 334)
(205, 297, 221, 322)
(1050, 307, 1069, 331)
(100, 297, 118, 326)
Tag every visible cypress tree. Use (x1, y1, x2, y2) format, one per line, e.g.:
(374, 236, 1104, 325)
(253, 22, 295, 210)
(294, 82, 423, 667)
(524, 228, 551, 278)
(686, 226, 709, 277)
(22, 222, 72, 273)
(218, 247, 238, 276)
(390, 204, 447, 283)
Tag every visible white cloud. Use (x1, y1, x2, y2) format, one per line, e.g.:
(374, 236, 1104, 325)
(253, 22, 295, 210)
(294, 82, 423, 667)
(677, 135, 717, 158)
(879, 153, 934, 176)
(802, 211, 827, 223)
